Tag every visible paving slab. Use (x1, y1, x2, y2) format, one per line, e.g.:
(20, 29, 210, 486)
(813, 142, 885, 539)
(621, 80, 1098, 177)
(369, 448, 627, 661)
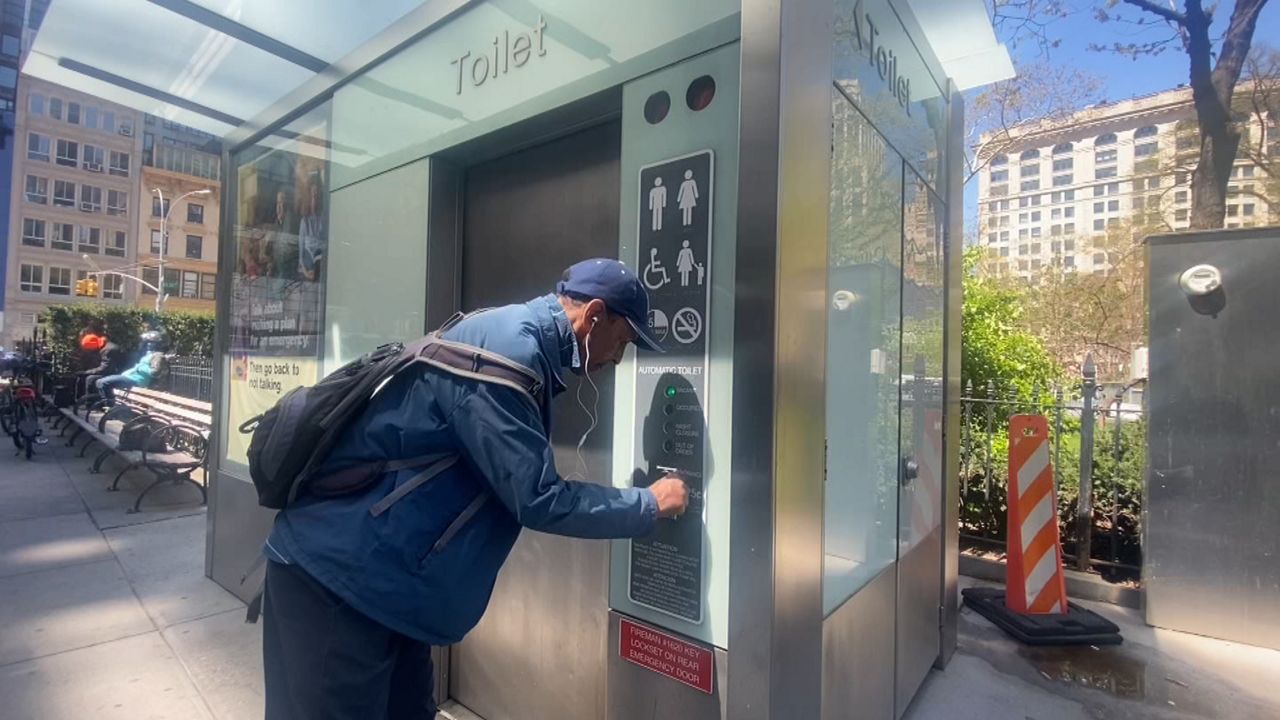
(104, 514, 241, 628)
(0, 460, 84, 523)
(67, 462, 206, 530)
(0, 559, 153, 666)
(0, 631, 212, 720)
(0, 511, 112, 578)
(164, 608, 264, 720)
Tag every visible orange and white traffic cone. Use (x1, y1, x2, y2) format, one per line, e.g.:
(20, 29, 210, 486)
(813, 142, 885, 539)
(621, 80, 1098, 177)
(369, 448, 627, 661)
(1005, 414, 1068, 615)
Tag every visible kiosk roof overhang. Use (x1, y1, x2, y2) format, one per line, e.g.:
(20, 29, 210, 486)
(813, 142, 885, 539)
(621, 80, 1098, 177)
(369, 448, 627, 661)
(22, 0, 1012, 142)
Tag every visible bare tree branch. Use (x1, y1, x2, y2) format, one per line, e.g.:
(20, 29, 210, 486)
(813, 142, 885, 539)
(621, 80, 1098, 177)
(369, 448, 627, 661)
(1120, 0, 1188, 25)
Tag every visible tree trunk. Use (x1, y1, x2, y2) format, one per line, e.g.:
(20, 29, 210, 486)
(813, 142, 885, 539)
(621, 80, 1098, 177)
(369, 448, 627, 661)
(1189, 126, 1241, 229)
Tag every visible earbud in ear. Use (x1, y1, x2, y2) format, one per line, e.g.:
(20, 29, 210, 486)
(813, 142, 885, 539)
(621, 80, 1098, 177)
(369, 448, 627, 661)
(592, 316, 600, 326)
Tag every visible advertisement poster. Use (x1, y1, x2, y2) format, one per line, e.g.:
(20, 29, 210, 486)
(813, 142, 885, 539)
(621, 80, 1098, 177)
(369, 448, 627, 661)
(224, 122, 329, 467)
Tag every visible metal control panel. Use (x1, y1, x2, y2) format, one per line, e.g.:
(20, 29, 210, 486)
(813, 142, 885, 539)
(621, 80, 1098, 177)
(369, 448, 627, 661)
(628, 150, 714, 623)
(610, 42, 739, 650)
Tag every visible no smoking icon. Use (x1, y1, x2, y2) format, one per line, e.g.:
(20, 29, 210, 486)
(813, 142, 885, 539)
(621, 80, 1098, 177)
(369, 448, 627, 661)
(672, 307, 703, 344)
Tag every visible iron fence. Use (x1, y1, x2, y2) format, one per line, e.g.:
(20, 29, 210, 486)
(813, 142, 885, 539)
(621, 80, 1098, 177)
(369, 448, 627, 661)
(960, 358, 1146, 581)
(165, 355, 214, 402)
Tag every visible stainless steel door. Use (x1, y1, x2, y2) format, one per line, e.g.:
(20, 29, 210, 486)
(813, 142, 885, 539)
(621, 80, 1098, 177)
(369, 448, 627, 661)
(450, 121, 623, 720)
(894, 174, 946, 717)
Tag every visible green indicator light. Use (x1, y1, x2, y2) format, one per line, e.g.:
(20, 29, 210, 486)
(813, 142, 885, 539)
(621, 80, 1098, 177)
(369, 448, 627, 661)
(665, 386, 677, 398)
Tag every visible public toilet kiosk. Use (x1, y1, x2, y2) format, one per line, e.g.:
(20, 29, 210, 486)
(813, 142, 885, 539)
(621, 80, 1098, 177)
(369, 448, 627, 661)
(27, 1, 1013, 717)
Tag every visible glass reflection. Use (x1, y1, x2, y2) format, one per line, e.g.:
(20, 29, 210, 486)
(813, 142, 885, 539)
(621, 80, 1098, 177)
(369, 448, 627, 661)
(899, 172, 945, 551)
(824, 94, 904, 615)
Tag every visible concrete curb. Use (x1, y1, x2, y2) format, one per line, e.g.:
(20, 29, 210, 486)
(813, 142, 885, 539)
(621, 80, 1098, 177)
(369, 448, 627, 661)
(959, 554, 1141, 610)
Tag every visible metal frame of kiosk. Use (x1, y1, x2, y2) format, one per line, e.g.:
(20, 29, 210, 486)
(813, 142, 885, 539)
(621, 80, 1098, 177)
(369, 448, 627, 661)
(206, 2, 965, 718)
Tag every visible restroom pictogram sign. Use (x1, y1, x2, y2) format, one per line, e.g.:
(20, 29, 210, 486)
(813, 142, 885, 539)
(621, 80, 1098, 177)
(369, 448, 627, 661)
(619, 618, 714, 694)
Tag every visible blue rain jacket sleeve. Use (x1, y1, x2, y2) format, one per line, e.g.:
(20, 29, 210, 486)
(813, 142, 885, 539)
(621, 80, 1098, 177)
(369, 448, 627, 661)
(449, 381, 658, 539)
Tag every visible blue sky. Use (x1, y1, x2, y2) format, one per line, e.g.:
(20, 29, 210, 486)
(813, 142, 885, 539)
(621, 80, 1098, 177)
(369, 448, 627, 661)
(963, 1, 1280, 229)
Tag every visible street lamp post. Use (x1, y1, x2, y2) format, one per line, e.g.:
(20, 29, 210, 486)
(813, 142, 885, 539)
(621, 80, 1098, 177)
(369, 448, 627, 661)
(152, 187, 212, 312)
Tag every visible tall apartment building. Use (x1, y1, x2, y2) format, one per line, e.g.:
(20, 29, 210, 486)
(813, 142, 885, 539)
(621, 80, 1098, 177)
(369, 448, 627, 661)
(136, 114, 221, 313)
(976, 86, 1277, 281)
(1, 74, 142, 345)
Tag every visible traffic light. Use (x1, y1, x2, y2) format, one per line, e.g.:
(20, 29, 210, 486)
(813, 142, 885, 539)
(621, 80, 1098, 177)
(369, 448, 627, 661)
(75, 278, 100, 297)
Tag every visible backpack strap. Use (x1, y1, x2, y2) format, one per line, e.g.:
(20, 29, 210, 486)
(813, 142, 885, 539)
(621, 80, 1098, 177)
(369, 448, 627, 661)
(369, 452, 460, 517)
(413, 337, 543, 406)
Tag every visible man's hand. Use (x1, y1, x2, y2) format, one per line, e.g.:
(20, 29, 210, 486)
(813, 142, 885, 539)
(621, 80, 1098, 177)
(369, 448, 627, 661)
(649, 475, 689, 519)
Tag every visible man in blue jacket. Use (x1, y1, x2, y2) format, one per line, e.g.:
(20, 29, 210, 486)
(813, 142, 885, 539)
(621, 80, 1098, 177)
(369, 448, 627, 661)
(261, 258, 689, 719)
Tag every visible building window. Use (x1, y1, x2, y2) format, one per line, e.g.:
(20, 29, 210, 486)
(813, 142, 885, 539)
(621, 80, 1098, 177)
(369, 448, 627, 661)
(1093, 219, 1105, 231)
(185, 234, 203, 259)
(1052, 158, 1073, 172)
(79, 185, 103, 213)
(1019, 244, 1029, 255)
(55, 139, 79, 167)
(150, 229, 169, 255)
(84, 105, 99, 128)
(1032, 195, 1043, 206)
(990, 184, 1008, 197)
(28, 93, 45, 115)
(1241, 165, 1255, 178)
(1175, 172, 1189, 185)
(1135, 125, 1159, 139)
(1095, 165, 1118, 179)
(1051, 226, 1062, 238)
(20, 264, 43, 293)
(1064, 256, 1076, 268)
(102, 274, 124, 300)
(66, 102, 80, 125)
(78, 226, 101, 254)
(990, 169, 1008, 183)
(82, 144, 105, 172)
(1094, 252, 1106, 264)
(120, 118, 135, 136)
(27, 132, 50, 161)
(1052, 142, 1073, 155)
(22, 218, 46, 247)
(1064, 225, 1075, 236)
(49, 97, 62, 119)
(107, 190, 128, 216)
(53, 180, 76, 207)
(1243, 204, 1256, 216)
(1031, 228, 1042, 238)
(1019, 149, 1040, 161)
(187, 203, 204, 224)
(1095, 147, 1117, 165)
(142, 266, 158, 295)
(109, 151, 130, 177)
(52, 223, 75, 251)
(1051, 208, 1062, 220)
(25, 175, 48, 204)
(1021, 179, 1040, 192)
(1093, 201, 1105, 213)
(1065, 207, 1075, 218)
(1227, 205, 1239, 217)
(999, 247, 1009, 257)
(48, 267, 72, 295)
(1095, 132, 1117, 146)
(1019, 229, 1029, 239)
(1000, 231, 1009, 242)
(1175, 208, 1189, 222)
(987, 232, 997, 244)
(151, 197, 171, 218)
(1000, 216, 1009, 227)
(1063, 189, 1075, 201)
(1133, 196, 1145, 211)
(1135, 142, 1158, 158)
(1108, 199, 1120, 212)
(102, 111, 115, 132)
(991, 153, 1008, 167)
(1053, 174, 1073, 187)
(1030, 211, 1041, 222)
(1021, 163, 1040, 177)
(1018, 212, 1028, 224)
(182, 271, 200, 299)
(1019, 197, 1031, 209)
(107, 230, 127, 257)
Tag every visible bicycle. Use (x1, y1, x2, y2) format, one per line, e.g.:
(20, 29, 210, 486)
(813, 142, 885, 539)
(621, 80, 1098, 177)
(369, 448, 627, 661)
(1, 354, 49, 460)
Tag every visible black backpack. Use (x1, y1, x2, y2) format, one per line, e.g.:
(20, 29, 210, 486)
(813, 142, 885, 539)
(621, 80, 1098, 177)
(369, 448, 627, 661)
(237, 312, 544, 510)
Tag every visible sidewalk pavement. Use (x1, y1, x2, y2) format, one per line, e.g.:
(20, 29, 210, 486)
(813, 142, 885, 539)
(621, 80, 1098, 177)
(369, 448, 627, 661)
(4, 425, 1278, 720)
(0, 422, 263, 720)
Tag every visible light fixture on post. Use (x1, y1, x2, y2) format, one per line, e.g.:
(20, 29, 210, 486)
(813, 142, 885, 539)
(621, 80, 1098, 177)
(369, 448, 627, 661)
(152, 187, 212, 312)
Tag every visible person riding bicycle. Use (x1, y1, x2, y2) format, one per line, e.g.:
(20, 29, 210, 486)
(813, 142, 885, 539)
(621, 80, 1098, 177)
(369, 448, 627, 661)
(96, 330, 169, 405)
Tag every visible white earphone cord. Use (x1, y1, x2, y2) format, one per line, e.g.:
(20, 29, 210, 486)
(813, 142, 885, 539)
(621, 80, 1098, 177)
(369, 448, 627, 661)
(568, 325, 600, 482)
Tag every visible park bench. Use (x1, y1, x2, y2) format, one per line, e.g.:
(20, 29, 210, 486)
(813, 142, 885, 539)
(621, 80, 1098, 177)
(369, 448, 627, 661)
(50, 386, 210, 513)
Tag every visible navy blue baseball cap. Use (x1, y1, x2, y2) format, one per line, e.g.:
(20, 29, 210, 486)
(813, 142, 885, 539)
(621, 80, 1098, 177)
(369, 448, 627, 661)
(556, 258, 664, 352)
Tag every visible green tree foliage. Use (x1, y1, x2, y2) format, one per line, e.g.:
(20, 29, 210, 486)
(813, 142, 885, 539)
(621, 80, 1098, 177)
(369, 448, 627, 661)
(41, 305, 214, 361)
(962, 247, 1063, 398)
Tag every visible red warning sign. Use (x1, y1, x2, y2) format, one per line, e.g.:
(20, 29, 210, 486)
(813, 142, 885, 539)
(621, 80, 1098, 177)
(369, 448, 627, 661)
(619, 618, 714, 695)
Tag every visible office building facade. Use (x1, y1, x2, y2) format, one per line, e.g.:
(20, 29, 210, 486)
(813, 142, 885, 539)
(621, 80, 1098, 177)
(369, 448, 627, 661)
(1, 74, 142, 345)
(977, 86, 1277, 281)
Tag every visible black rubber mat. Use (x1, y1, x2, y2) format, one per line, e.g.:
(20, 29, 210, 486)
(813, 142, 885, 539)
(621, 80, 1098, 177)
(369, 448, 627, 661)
(962, 586, 1123, 646)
